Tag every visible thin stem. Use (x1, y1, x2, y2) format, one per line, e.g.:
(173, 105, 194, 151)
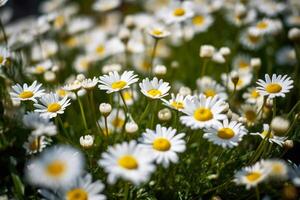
(123, 182, 129, 200)
(139, 101, 151, 123)
(57, 115, 68, 136)
(149, 39, 159, 75)
(104, 116, 109, 137)
(75, 93, 88, 130)
(255, 186, 260, 200)
(0, 19, 8, 47)
(88, 91, 101, 134)
(272, 98, 276, 119)
(119, 91, 129, 113)
(200, 59, 208, 78)
(150, 100, 158, 129)
(287, 100, 300, 118)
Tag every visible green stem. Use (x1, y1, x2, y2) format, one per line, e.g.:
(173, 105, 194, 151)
(0, 19, 8, 47)
(272, 98, 276, 119)
(255, 186, 260, 200)
(119, 91, 129, 113)
(57, 115, 68, 137)
(200, 59, 208, 78)
(150, 100, 158, 129)
(89, 91, 102, 135)
(123, 182, 129, 200)
(150, 39, 159, 75)
(287, 100, 300, 118)
(75, 93, 88, 130)
(104, 116, 109, 137)
(139, 101, 151, 123)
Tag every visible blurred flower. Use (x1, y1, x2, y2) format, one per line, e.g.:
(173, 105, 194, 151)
(23, 112, 57, 136)
(251, 124, 287, 146)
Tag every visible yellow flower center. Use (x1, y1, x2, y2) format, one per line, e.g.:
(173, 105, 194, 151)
(147, 89, 162, 97)
(152, 29, 163, 36)
(57, 89, 67, 97)
(35, 65, 46, 74)
(192, 15, 205, 25)
(171, 101, 184, 110)
(245, 110, 256, 122)
(261, 130, 273, 138)
(236, 79, 243, 86)
(65, 37, 77, 47)
(29, 138, 39, 151)
(111, 81, 127, 90)
(66, 188, 88, 200)
(0, 55, 3, 63)
(47, 103, 61, 112)
(251, 90, 260, 98)
(19, 90, 34, 99)
(54, 15, 65, 29)
(112, 117, 125, 128)
(122, 91, 132, 101)
(217, 128, 235, 139)
(245, 171, 262, 182)
(204, 89, 216, 97)
(153, 138, 171, 151)
(256, 21, 268, 30)
(142, 60, 151, 70)
(265, 83, 282, 93)
(46, 160, 66, 177)
(80, 59, 90, 70)
(248, 34, 260, 43)
(238, 61, 249, 69)
(96, 45, 105, 55)
(194, 108, 213, 121)
(118, 155, 138, 169)
(272, 164, 284, 174)
(173, 8, 185, 16)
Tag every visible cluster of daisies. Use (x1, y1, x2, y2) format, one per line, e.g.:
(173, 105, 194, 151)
(1, 0, 300, 199)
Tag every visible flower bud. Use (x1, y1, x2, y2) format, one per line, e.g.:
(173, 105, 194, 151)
(76, 74, 86, 81)
(200, 45, 215, 58)
(80, 135, 94, 148)
(125, 122, 138, 133)
(271, 116, 290, 136)
(154, 64, 167, 76)
(283, 140, 294, 150)
(44, 71, 56, 82)
(250, 58, 261, 70)
(219, 47, 231, 56)
(212, 52, 225, 64)
(178, 86, 191, 96)
(288, 28, 300, 43)
(231, 71, 239, 86)
(99, 103, 112, 117)
(158, 108, 172, 121)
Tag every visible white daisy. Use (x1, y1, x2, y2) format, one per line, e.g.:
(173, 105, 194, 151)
(251, 124, 287, 146)
(242, 87, 264, 105)
(256, 74, 293, 99)
(139, 77, 170, 99)
(162, 93, 191, 111)
(261, 159, 288, 180)
(239, 28, 265, 50)
(221, 71, 252, 91)
(81, 77, 99, 90)
(34, 93, 71, 119)
(98, 140, 156, 185)
(234, 162, 270, 189)
(232, 54, 252, 74)
(99, 71, 139, 94)
(180, 94, 227, 129)
(25, 145, 84, 189)
(197, 77, 227, 100)
(10, 81, 45, 103)
(0, 46, 12, 66)
(190, 13, 214, 33)
(98, 108, 125, 134)
(203, 119, 247, 148)
(23, 112, 57, 136)
(27, 59, 53, 75)
(23, 135, 51, 155)
(147, 24, 170, 39)
(114, 89, 138, 106)
(251, 18, 280, 36)
(139, 124, 186, 168)
(158, 1, 194, 24)
(240, 104, 260, 126)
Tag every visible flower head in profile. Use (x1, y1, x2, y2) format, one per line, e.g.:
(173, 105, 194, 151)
(162, 93, 191, 111)
(139, 124, 186, 168)
(23, 135, 51, 155)
(99, 71, 138, 93)
(10, 81, 45, 103)
(251, 124, 287, 146)
(23, 112, 57, 136)
(34, 92, 71, 119)
(98, 140, 155, 185)
(25, 145, 84, 189)
(256, 74, 293, 99)
(180, 94, 227, 129)
(147, 24, 170, 39)
(139, 77, 170, 99)
(234, 162, 270, 189)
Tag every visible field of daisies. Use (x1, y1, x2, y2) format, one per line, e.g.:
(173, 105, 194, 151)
(1, 0, 300, 199)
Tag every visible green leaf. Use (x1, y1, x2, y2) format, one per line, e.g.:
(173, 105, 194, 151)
(11, 173, 24, 200)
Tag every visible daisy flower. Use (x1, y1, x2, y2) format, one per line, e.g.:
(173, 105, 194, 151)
(27, 59, 53, 75)
(147, 24, 170, 39)
(252, 18, 279, 35)
(203, 119, 247, 148)
(98, 140, 156, 185)
(190, 13, 214, 33)
(34, 92, 71, 119)
(180, 94, 227, 129)
(139, 124, 186, 168)
(99, 71, 139, 94)
(114, 89, 138, 106)
(261, 159, 288, 180)
(23, 135, 51, 155)
(158, 1, 194, 24)
(234, 162, 270, 189)
(81, 77, 99, 90)
(197, 77, 227, 100)
(139, 77, 170, 99)
(162, 93, 191, 111)
(256, 74, 293, 99)
(239, 28, 265, 50)
(98, 109, 125, 134)
(10, 81, 45, 103)
(251, 124, 287, 146)
(25, 145, 84, 189)
(221, 71, 252, 91)
(23, 112, 57, 136)
(242, 87, 263, 105)
(240, 104, 260, 126)
(74, 55, 94, 73)
(232, 54, 252, 74)
(63, 80, 82, 92)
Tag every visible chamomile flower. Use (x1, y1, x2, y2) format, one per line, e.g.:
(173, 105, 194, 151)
(180, 94, 227, 129)
(234, 162, 270, 189)
(139, 124, 186, 168)
(261, 159, 288, 180)
(256, 74, 293, 99)
(23, 135, 51, 155)
(221, 71, 252, 91)
(74, 55, 94, 73)
(240, 104, 260, 126)
(93, 0, 121, 12)
(162, 93, 190, 111)
(34, 93, 71, 119)
(99, 71, 139, 94)
(232, 54, 252, 74)
(147, 24, 170, 39)
(251, 124, 287, 146)
(27, 60, 53, 75)
(98, 140, 155, 185)
(25, 145, 84, 189)
(63, 80, 82, 92)
(242, 87, 263, 105)
(252, 18, 278, 36)
(81, 77, 99, 90)
(31, 40, 58, 62)
(197, 78, 227, 100)
(114, 89, 138, 106)
(203, 119, 247, 148)
(23, 112, 57, 136)
(10, 81, 45, 103)
(99, 109, 125, 134)
(190, 13, 214, 33)
(240, 28, 265, 50)
(139, 77, 170, 99)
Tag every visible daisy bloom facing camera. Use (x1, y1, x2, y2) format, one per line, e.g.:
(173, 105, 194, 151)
(10, 81, 45, 103)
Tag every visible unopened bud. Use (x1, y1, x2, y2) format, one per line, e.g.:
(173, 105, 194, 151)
(283, 140, 294, 150)
(154, 65, 167, 76)
(76, 74, 86, 81)
(219, 47, 231, 56)
(200, 45, 215, 58)
(288, 28, 300, 43)
(80, 135, 94, 148)
(231, 71, 239, 86)
(158, 108, 172, 121)
(271, 116, 290, 136)
(250, 58, 261, 69)
(99, 103, 112, 117)
(125, 122, 138, 133)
